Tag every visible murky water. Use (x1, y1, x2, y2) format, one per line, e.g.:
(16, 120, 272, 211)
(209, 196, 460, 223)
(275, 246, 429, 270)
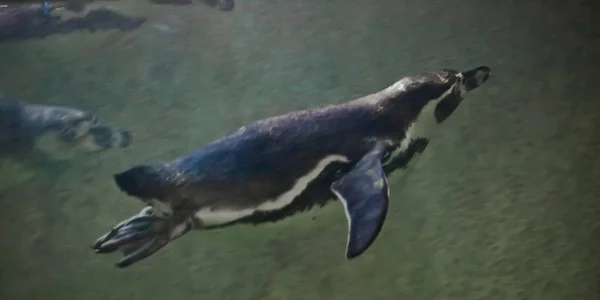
(0, 0, 599, 299)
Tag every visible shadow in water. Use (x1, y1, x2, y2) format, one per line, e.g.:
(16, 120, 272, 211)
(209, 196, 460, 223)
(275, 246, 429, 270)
(0, 6, 147, 43)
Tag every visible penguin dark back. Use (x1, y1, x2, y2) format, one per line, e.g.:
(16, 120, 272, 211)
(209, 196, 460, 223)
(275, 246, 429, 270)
(92, 66, 492, 268)
(0, 6, 146, 43)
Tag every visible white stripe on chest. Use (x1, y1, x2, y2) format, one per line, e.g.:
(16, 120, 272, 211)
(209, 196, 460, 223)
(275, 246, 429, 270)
(384, 84, 456, 164)
(193, 154, 350, 226)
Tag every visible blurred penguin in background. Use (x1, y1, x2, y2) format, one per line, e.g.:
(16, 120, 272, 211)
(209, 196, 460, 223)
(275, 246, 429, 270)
(0, 0, 146, 42)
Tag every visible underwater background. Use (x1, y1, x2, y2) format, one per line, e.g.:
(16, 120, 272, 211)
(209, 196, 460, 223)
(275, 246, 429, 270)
(1, 0, 599, 299)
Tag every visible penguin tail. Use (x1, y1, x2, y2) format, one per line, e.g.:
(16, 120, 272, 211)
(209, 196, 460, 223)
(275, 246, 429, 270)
(113, 165, 169, 200)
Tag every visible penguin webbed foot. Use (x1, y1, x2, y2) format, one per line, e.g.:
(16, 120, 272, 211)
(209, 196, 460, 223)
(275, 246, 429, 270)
(85, 125, 133, 151)
(56, 112, 99, 143)
(383, 138, 429, 174)
(92, 208, 172, 268)
(59, 120, 132, 152)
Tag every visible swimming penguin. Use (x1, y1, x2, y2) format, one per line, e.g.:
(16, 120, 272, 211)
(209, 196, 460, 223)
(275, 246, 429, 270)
(92, 65, 492, 268)
(0, 95, 132, 158)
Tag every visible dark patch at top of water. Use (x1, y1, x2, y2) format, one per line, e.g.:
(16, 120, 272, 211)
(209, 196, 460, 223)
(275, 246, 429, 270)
(0, 7, 146, 43)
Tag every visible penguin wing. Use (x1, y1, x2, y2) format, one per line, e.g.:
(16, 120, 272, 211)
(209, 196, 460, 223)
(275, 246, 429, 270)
(330, 141, 390, 259)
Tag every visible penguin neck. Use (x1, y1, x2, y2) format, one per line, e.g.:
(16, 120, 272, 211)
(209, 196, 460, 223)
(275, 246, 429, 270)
(397, 98, 441, 153)
(388, 84, 456, 153)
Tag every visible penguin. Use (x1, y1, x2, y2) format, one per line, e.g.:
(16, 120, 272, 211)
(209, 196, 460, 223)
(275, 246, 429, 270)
(0, 94, 132, 159)
(0, 4, 147, 43)
(92, 65, 492, 268)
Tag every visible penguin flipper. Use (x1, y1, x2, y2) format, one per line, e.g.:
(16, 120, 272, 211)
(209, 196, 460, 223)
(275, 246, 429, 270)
(331, 142, 390, 259)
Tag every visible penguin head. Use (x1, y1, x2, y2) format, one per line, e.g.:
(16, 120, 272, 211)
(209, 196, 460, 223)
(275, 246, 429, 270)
(432, 66, 491, 123)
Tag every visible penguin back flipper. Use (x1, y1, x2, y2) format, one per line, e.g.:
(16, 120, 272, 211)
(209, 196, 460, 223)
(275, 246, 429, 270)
(331, 142, 390, 259)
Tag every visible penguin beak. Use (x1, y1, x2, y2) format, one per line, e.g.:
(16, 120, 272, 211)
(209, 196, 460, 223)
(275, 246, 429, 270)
(460, 66, 491, 92)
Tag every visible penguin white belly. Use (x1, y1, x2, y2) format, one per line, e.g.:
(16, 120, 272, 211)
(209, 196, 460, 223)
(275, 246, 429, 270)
(192, 154, 350, 226)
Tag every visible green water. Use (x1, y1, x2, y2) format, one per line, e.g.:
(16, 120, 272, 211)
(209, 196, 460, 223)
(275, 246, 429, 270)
(1, 0, 599, 299)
